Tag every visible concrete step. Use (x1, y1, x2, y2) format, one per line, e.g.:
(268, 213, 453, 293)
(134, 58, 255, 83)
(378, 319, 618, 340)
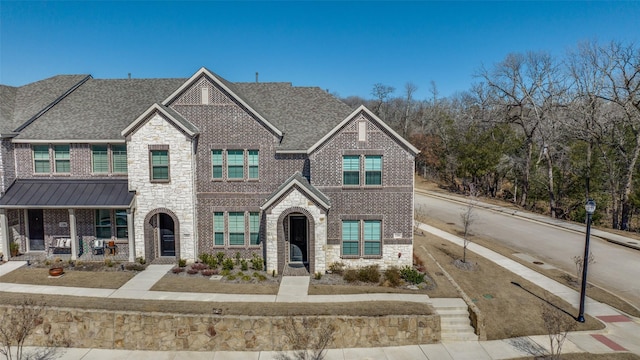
(441, 333, 479, 341)
(441, 317, 472, 326)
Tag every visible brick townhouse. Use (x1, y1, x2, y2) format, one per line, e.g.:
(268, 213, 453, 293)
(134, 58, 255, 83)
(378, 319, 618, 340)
(0, 67, 418, 274)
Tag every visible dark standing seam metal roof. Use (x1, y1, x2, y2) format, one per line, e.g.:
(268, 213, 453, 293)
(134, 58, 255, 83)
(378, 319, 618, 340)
(0, 179, 134, 208)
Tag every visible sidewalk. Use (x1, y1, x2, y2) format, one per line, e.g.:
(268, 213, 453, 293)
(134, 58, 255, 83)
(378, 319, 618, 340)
(2, 224, 640, 359)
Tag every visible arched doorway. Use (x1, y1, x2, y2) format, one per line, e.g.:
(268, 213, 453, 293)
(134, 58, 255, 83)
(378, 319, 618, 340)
(143, 208, 180, 262)
(159, 213, 175, 257)
(289, 215, 308, 263)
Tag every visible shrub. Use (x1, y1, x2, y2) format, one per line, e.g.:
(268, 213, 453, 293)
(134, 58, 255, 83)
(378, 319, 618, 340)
(125, 263, 146, 271)
(235, 252, 241, 265)
(384, 266, 402, 287)
(178, 258, 187, 267)
(343, 269, 358, 283)
(215, 252, 225, 264)
(357, 265, 380, 283)
(255, 274, 267, 281)
(137, 256, 146, 265)
(240, 259, 249, 271)
(186, 268, 199, 275)
(329, 262, 346, 275)
(172, 267, 184, 274)
(400, 266, 424, 284)
(220, 269, 230, 276)
(222, 258, 234, 271)
(241, 274, 252, 281)
(202, 269, 217, 276)
(191, 262, 209, 271)
(104, 258, 115, 267)
(251, 254, 264, 270)
(314, 272, 323, 280)
(200, 253, 219, 268)
(226, 274, 236, 280)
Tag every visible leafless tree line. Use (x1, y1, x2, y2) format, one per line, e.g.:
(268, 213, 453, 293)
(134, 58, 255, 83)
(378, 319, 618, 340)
(343, 40, 640, 230)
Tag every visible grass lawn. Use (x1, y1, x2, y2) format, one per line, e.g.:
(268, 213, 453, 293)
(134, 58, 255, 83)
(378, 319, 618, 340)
(413, 232, 605, 340)
(151, 274, 280, 295)
(0, 267, 134, 289)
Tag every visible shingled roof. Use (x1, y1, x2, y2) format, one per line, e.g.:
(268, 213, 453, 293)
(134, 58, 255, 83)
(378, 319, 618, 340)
(3, 70, 356, 151)
(13, 78, 186, 141)
(234, 82, 353, 150)
(0, 75, 89, 135)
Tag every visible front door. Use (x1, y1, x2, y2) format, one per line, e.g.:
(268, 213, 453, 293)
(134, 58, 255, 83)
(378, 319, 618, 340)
(28, 209, 45, 251)
(289, 216, 307, 263)
(159, 213, 175, 257)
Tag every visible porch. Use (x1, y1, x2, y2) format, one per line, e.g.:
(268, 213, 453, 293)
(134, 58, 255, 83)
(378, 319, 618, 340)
(0, 179, 136, 263)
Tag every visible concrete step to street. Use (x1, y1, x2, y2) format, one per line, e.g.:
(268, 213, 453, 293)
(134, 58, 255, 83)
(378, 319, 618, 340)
(430, 298, 478, 342)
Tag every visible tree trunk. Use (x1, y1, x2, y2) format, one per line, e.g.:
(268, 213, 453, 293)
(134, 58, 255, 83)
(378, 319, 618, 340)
(544, 147, 557, 218)
(519, 138, 533, 207)
(619, 131, 640, 230)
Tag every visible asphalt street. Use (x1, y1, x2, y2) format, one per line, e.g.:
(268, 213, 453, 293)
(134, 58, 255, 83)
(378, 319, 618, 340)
(415, 191, 640, 311)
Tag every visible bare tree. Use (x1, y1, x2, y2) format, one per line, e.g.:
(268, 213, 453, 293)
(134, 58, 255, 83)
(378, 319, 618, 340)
(541, 300, 577, 360)
(0, 300, 64, 360)
(276, 317, 335, 360)
(459, 186, 478, 263)
(371, 83, 395, 118)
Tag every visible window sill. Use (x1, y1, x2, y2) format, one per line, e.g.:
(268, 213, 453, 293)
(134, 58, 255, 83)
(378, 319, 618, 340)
(150, 180, 171, 184)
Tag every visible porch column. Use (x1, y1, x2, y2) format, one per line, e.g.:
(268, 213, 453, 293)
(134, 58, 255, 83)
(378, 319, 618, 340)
(68, 209, 78, 261)
(0, 209, 10, 260)
(127, 209, 135, 262)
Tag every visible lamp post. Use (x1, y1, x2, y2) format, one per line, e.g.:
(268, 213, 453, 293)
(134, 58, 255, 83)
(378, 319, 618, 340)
(577, 199, 596, 323)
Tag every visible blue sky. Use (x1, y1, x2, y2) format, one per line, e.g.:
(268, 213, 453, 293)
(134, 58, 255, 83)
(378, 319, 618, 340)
(1, 1, 638, 100)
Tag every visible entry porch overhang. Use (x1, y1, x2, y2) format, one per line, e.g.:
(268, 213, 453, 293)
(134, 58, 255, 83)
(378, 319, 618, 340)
(0, 179, 135, 209)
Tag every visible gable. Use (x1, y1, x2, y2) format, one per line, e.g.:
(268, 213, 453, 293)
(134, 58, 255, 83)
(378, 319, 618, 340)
(121, 103, 198, 139)
(308, 106, 419, 156)
(162, 67, 282, 138)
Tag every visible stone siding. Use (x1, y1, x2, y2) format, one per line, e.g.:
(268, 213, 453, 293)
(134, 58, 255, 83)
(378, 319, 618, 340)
(127, 113, 196, 261)
(325, 244, 413, 270)
(0, 305, 439, 351)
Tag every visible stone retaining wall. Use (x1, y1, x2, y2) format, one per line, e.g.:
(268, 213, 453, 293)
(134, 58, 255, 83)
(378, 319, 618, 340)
(0, 305, 440, 351)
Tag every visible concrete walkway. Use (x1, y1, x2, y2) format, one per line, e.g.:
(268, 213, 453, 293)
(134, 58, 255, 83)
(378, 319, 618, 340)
(1, 222, 640, 359)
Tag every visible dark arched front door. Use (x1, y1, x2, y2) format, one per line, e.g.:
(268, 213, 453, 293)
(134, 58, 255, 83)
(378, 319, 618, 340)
(159, 213, 175, 257)
(289, 215, 307, 263)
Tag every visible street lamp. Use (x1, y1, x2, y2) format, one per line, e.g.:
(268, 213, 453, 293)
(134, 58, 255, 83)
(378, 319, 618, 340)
(577, 199, 596, 323)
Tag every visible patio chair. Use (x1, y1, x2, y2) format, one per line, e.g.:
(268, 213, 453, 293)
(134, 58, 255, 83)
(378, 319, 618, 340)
(92, 239, 105, 255)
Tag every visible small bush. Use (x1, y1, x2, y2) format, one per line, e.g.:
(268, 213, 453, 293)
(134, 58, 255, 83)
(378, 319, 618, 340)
(125, 263, 146, 271)
(357, 265, 380, 283)
(137, 256, 146, 265)
(237, 271, 245, 277)
(172, 267, 185, 274)
(384, 266, 402, 287)
(220, 269, 230, 276)
(202, 269, 217, 276)
(240, 259, 249, 271)
(226, 274, 236, 280)
(400, 266, 424, 284)
(200, 253, 219, 268)
(178, 258, 187, 267)
(314, 272, 323, 280)
(255, 274, 267, 281)
(186, 268, 199, 275)
(222, 258, 234, 271)
(343, 269, 358, 283)
(215, 252, 225, 264)
(191, 262, 209, 271)
(329, 262, 346, 275)
(251, 254, 264, 270)
(104, 258, 115, 267)
(241, 274, 252, 281)
(235, 252, 242, 265)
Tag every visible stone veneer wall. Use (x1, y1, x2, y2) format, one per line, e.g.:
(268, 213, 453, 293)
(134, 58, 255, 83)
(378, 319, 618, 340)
(0, 305, 439, 351)
(264, 188, 327, 274)
(127, 113, 196, 261)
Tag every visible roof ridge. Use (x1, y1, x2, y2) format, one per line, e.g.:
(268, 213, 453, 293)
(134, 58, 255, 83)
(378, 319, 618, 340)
(13, 75, 92, 132)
